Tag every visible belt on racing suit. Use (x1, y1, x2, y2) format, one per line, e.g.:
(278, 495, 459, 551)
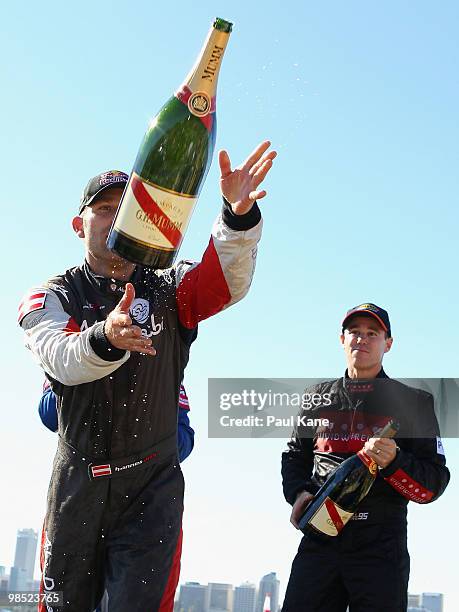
(56, 434, 178, 480)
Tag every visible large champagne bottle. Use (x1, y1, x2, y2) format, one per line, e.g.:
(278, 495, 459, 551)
(298, 421, 399, 538)
(107, 18, 232, 268)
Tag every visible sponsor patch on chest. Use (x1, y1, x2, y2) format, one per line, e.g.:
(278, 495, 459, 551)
(130, 298, 150, 324)
(129, 298, 165, 337)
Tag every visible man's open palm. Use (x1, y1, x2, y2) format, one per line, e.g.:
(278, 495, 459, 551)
(219, 140, 277, 215)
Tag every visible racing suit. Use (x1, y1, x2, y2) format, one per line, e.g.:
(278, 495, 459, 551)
(38, 382, 194, 612)
(19, 201, 261, 612)
(281, 369, 450, 612)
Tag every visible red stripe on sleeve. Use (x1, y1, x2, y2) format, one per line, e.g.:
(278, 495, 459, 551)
(18, 291, 48, 323)
(176, 238, 231, 329)
(384, 468, 434, 503)
(18, 292, 46, 311)
(18, 301, 42, 317)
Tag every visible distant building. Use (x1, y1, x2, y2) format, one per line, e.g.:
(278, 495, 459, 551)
(208, 582, 233, 611)
(177, 582, 208, 612)
(9, 566, 28, 592)
(421, 592, 443, 612)
(9, 528, 38, 591)
(0, 571, 9, 594)
(233, 582, 256, 612)
(408, 593, 421, 607)
(256, 574, 279, 612)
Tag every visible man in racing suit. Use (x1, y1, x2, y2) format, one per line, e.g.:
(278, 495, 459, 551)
(281, 303, 450, 612)
(19, 140, 276, 612)
(38, 381, 194, 612)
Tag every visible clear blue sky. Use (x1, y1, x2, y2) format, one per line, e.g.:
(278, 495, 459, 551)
(1, 0, 458, 608)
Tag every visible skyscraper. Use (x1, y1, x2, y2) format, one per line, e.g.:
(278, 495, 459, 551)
(9, 529, 38, 591)
(177, 582, 208, 612)
(208, 583, 233, 611)
(256, 573, 279, 612)
(9, 567, 28, 592)
(421, 592, 443, 612)
(233, 582, 256, 612)
(408, 594, 421, 607)
(0, 574, 10, 593)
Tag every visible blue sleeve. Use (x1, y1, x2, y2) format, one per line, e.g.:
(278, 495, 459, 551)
(177, 408, 195, 462)
(38, 388, 58, 432)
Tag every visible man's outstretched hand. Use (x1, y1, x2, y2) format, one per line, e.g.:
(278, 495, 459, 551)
(219, 140, 277, 215)
(104, 283, 156, 356)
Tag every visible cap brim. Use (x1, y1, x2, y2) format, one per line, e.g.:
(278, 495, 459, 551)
(342, 310, 388, 333)
(78, 181, 127, 214)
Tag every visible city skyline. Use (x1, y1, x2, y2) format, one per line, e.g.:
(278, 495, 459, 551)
(176, 574, 280, 612)
(175, 576, 444, 612)
(0, 524, 450, 606)
(0, 529, 447, 612)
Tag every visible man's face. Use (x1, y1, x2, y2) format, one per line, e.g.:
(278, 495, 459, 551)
(72, 186, 126, 266)
(340, 315, 393, 372)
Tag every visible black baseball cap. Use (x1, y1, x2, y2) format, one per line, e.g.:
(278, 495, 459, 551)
(342, 303, 391, 337)
(78, 170, 129, 214)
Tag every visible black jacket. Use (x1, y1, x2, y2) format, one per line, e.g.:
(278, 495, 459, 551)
(282, 369, 450, 524)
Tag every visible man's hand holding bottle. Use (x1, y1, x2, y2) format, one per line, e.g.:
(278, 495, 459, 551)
(363, 437, 398, 469)
(290, 491, 315, 530)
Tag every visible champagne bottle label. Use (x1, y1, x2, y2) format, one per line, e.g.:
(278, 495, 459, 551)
(357, 449, 378, 475)
(176, 25, 230, 124)
(113, 173, 197, 251)
(308, 497, 354, 536)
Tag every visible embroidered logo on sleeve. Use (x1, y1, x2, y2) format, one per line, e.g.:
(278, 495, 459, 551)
(436, 437, 445, 456)
(385, 468, 434, 503)
(18, 291, 48, 324)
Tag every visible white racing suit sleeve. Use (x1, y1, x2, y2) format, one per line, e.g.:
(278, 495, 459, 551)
(174, 199, 262, 329)
(19, 288, 129, 386)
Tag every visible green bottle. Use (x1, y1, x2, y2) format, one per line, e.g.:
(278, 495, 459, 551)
(298, 421, 399, 538)
(107, 17, 233, 268)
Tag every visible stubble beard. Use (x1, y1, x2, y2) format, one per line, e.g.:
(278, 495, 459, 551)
(87, 239, 134, 278)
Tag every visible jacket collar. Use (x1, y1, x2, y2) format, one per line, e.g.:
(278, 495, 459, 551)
(82, 260, 142, 298)
(342, 367, 388, 393)
(344, 367, 388, 380)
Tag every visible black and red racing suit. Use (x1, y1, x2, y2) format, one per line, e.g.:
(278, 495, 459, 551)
(281, 369, 450, 612)
(19, 201, 262, 612)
